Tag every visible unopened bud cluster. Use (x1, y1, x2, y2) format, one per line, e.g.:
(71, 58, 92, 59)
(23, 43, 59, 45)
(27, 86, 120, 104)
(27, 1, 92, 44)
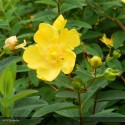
(104, 68, 121, 81)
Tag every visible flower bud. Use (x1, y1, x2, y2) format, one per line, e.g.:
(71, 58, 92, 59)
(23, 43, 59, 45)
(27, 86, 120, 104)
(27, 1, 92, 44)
(4, 36, 18, 50)
(113, 49, 121, 58)
(3, 36, 26, 53)
(72, 78, 84, 92)
(3, 45, 12, 54)
(89, 56, 102, 68)
(104, 68, 121, 81)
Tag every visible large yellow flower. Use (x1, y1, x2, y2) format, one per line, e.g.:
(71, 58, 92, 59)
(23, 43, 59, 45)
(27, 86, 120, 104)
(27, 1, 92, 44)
(100, 34, 113, 47)
(23, 15, 80, 81)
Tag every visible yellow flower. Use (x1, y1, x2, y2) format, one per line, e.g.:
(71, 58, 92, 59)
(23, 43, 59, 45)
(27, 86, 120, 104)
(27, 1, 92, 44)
(23, 15, 80, 81)
(100, 34, 113, 47)
(4, 36, 26, 51)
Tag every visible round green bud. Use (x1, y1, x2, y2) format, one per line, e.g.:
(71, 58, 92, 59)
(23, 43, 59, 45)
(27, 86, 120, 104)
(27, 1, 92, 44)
(89, 56, 102, 68)
(104, 68, 121, 81)
(113, 49, 121, 58)
(104, 73, 116, 81)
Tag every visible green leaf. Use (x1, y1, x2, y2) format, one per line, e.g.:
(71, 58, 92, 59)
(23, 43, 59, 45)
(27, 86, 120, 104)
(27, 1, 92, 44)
(8, 89, 38, 105)
(13, 97, 47, 117)
(95, 101, 108, 113)
(0, 20, 9, 30)
(0, 56, 21, 75)
(85, 45, 101, 57)
(50, 73, 71, 88)
(63, 0, 86, 9)
(81, 77, 108, 104)
(15, 78, 29, 92)
(121, 59, 125, 72)
(18, 33, 34, 39)
(35, 0, 57, 6)
(102, 1, 122, 10)
(0, 68, 13, 96)
(60, 1, 86, 13)
(6, 8, 15, 22)
(67, 20, 92, 29)
(9, 62, 17, 82)
(102, 1, 121, 6)
(56, 91, 77, 99)
(33, 102, 75, 117)
(107, 58, 123, 73)
(97, 90, 125, 101)
(113, 31, 125, 49)
(14, 97, 47, 111)
(83, 31, 102, 40)
(55, 108, 79, 117)
(91, 109, 125, 118)
(17, 64, 30, 72)
(89, 43, 103, 58)
(28, 70, 39, 87)
(76, 69, 94, 83)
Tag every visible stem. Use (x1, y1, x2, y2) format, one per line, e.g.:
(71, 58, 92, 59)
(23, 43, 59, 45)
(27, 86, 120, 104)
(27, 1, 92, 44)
(94, 68, 97, 77)
(77, 92, 83, 125)
(85, 0, 125, 31)
(68, 74, 72, 81)
(120, 75, 125, 84)
(57, 0, 61, 15)
(92, 99, 96, 115)
(0, 52, 4, 58)
(82, 77, 96, 93)
(92, 90, 100, 115)
(48, 84, 58, 91)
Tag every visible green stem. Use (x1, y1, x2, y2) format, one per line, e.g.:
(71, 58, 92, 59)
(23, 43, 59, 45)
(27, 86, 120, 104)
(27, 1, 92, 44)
(68, 74, 72, 81)
(120, 75, 125, 84)
(77, 92, 83, 125)
(82, 70, 96, 93)
(0, 52, 4, 58)
(94, 68, 97, 77)
(48, 84, 58, 91)
(57, 0, 61, 15)
(82, 77, 95, 93)
(92, 90, 100, 115)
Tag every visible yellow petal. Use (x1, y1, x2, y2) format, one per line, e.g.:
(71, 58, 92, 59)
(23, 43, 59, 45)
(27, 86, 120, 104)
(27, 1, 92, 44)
(61, 50, 76, 74)
(100, 34, 113, 47)
(23, 45, 46, 69)
(57, 28, 80, 50)
(53, 15, 67, 30)
(34, 23, 58, 46)
(14, 40, 26, 49)
(121, 0, 125, 3)
(36, 65, 61, 81)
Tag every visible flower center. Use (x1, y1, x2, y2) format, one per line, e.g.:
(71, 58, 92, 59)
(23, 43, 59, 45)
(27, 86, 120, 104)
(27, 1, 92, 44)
(44, 45, 64, 65)
(50, 51, 58, 59)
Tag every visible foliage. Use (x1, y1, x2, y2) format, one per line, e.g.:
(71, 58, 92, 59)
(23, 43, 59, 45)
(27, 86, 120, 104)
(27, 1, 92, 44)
(0, 0, 125, 125)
